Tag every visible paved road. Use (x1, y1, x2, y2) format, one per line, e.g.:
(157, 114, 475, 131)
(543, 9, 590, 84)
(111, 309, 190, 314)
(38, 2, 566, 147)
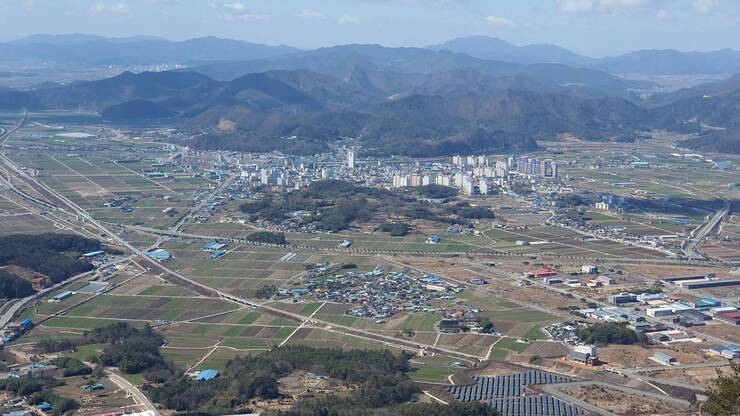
(684, 198, 730, 259)
(106, 370, 160, 415)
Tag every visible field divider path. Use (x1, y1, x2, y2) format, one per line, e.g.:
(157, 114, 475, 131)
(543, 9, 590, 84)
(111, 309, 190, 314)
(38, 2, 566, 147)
(50, 155, 117, 198)
(113, 160, 178, 194)
(279, 301, 326, 347)
(186, 340, 223, 374)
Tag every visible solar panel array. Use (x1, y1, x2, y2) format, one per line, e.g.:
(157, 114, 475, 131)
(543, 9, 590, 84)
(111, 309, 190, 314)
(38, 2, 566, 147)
(490, 395, 584, 416)
(448, 371, 583, 416)
(449, 370, 575, 401)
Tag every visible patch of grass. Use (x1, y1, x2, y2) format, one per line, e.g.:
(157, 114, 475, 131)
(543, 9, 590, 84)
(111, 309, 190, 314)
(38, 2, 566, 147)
(237, 312, 261, 325)
(44, 317, 118, 329)
(138, 285, 164, 295)
(488, 348, 511, 361)
(221, 338, 269, 349)
(122, 373, 146, 385)
(495, 337, 530, 353)
(272, 327, 296, 340)
(523, 327, 548, 341)
(298, 303, 323, 316)
(315, 314, 358, 327)
(269, 318, 299, 327)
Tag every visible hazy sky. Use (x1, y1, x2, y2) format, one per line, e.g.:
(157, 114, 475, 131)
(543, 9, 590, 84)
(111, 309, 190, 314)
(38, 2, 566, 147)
(2, 0, 739, 56)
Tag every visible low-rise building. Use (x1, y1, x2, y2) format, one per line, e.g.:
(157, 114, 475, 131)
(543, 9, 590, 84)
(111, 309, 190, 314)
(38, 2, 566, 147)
(569, 345, 598, 365)
(653, 351, 677, 365)
(647, 307, 674, 317)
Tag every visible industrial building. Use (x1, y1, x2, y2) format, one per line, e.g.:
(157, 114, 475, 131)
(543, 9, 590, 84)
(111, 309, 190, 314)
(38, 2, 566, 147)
(680, 279, 740, 290)
(569, 345, 598, 365)
(653, 352, 677, 365)
(608, 293, 637, 305)
(694, 297, 721, 309)
(647, 307, 674, 317)
(715, 310, 740, 325)
(708, 345, 740, 359)
(662, 275, 706, 284)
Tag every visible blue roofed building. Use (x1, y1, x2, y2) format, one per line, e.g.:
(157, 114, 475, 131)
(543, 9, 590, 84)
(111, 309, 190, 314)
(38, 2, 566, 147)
(695, 297, 721, 309)
(195, 369, 220, 381)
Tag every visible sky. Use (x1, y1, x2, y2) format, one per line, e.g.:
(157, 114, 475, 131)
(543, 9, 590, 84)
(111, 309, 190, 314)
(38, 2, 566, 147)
(1, 0, 739, 56)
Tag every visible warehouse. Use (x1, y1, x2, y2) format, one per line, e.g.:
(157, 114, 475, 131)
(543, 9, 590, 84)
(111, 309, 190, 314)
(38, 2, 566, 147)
(677, 309, 711, 321)
(647, 307, 674, 317)
(715, 310, 740, 325)
(608, 293, 637, 305)
(694, 297, 721, 309)
(680, 279, 740, 289)
(653, 351, 677, 365)
(662, 275, 706, 283)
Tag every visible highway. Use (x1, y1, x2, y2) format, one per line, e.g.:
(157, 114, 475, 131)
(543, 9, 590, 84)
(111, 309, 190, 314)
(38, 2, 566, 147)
(684, 198, 730, 259)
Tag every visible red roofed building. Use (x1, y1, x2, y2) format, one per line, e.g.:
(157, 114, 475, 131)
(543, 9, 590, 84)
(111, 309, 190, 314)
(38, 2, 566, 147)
(525, 268, 558, 279)
(715, 311, 740, 325)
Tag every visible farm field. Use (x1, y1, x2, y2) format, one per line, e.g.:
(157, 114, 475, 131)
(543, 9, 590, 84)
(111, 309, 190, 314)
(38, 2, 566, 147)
(8, 153, 209, 229)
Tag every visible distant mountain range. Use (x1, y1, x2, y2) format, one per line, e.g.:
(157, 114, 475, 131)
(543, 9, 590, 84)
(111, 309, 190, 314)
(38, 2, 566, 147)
(2, 34, 740, 155)
(0, 67, 710, 156)
(4, 34, 740, 76)
(0, 34, 298, 66)
(428, 36, 591, 66)
(430, 36, 740, 76)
